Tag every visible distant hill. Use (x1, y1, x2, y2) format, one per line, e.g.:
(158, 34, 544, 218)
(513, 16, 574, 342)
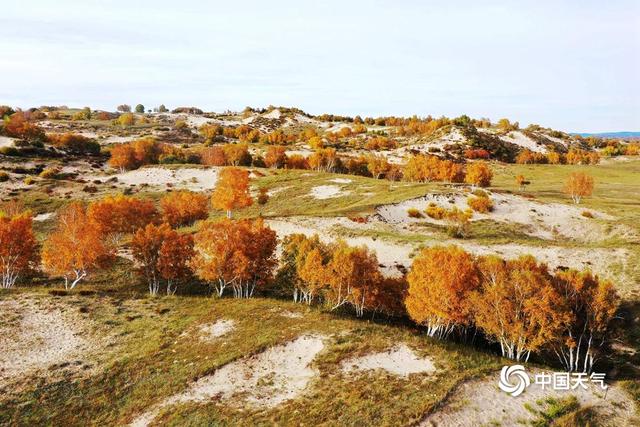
(572, 131, 640, 139)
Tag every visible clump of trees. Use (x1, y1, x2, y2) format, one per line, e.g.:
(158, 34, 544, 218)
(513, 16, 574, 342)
(404, 246, 620, 370)
(132, 223, 194, 295)
(108, 138, 166, 171)
(403, 154, 465, 183)
(275, 234, 403, 318)
(160, 191, 209, 227)
(464, 161, 493, 187)
(191, 218, 277, 298)
(406, 246, 479, 338)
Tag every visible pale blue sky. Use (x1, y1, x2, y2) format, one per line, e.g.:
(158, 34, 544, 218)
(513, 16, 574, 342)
(0, 1, 638, 132)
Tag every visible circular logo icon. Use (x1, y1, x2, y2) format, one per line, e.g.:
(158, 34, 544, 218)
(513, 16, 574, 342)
(498, 365, 530, 397)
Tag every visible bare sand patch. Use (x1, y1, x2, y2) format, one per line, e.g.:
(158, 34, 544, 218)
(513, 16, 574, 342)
(0, 136, 16, 148)
(102, 167, 219, 191)
(421, 369, 637, 427)
(132, 335, 326, 427)
(309, 185, 348, 199)
(280, 310, 303, 319)
(199, 319, 235, 340)
(33, 212, 55, 221)
(376, 191, 615, 241)
(0, 298, 92, 389)
(330, 178, 352, 184)
(342, 344, 436, 377)
(500, 130, 547, 153)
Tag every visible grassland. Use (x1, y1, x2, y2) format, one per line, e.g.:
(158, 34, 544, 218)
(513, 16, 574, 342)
(0, 288, 502, 426)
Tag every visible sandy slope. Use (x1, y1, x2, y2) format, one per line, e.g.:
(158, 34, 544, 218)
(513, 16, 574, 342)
(266, 216, 629, 284)
(131, 335, 326, 427)
(421, 369, 637, 427)
(0, 298, 93, 390)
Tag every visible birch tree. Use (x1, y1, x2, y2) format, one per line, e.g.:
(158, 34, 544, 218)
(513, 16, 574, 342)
(0, 211, 39, 288)
(405, 245, 480, 339)
(553, 269, 619, 372)
(42, 203, 113, 289)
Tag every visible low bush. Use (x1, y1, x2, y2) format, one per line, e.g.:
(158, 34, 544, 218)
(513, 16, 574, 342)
(467, 195, 493, 213)
(407, 208, 422, 218)
(425, 202, 446, 219)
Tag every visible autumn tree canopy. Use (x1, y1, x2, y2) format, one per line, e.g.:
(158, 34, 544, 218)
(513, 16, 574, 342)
(131, 223, 194, 295)
(191, 218, 277, 298)
(464, 161, 493, 187)
(564, 172, 594, 204)
(42, 203, 114, 289)
(405, 245, 480, 338)
(552, 269, 619, 372)
(325, 240, 382, 316)
(472, 255, 569, 361)
(88, 194, 158, 239)
(211, 167, 253, 218)
(160, 191, 209, 227)
(0, 210, 39, 288)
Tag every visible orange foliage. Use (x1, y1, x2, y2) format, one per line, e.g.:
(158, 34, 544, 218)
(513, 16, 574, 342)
(222, 143, 250, 166)
(325, 241, 382, 316)
(264, 145, 288, 168)
(467, 195, 493, 213)
(464, 161, 493, 187)
(366, 155, 391, 179)
(108, 138, 166, 171)
(88, 194, 158, 237)
(191, 218, 277, 298)
(552, 269, 619, 372)
(42, 203, 113, 289)
(211, 167, 253, 218)
(286, 154, 309, 170)
(3, 112, 46, 142)
(132, 223, 194, 295)
(160, 191, 209, 227)
(403, 155, 465, 183)
(405, 246, 480, 338)
(472, 255, 569, 361)
(0, 211, 39, 288)
(308, 148, 339, 172)
(563, 172, 594, 204)
(200, 146, 227, 166)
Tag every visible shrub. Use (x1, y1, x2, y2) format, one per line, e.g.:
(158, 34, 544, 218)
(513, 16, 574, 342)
(407, 208, 422, 218)
(48, 133, 100, 155)
(444, 207, 472, 238)
(467, 196, 493, 213)
(257, 188, 269, 205)
(0, 172, 9, 182)
(581, 210, 594, 218)
(116, 113, 135, 127)
(39, 167, 61, 179)
(425, 202, 446, 219)
(23, 176, 35, 185)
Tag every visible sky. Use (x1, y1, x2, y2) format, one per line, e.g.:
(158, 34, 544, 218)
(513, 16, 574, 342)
(0, 1, 638, 132)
